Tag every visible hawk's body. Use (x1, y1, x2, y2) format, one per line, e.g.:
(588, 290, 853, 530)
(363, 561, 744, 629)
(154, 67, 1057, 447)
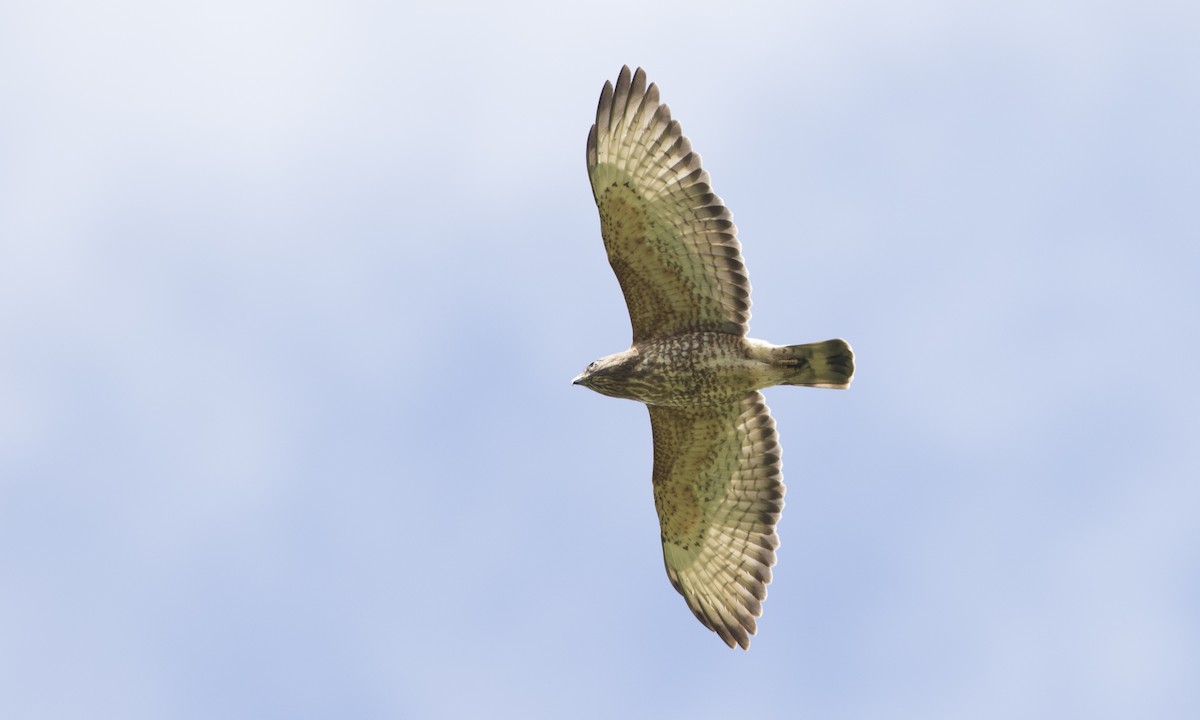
(574, 67, 854, 649)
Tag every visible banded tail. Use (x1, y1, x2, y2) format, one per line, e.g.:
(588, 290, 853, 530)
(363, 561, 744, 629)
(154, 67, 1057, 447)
(774, 339, 854, 389)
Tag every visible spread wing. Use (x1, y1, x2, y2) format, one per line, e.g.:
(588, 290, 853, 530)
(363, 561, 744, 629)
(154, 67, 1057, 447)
(587, 66, 752, 344)
(647, 392, 784, 649)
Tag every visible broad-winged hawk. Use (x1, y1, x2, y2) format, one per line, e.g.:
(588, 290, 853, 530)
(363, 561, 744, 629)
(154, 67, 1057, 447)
(574, 66, 855, 649)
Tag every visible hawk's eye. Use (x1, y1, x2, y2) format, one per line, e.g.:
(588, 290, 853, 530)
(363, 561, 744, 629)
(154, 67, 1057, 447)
(587, 362, 598, 370)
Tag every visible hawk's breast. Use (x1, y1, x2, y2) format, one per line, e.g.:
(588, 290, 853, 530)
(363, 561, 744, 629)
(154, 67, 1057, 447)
(619, 332, 760, 407)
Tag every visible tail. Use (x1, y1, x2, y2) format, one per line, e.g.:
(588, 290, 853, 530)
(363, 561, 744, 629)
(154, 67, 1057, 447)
(774, 339, 854, 389)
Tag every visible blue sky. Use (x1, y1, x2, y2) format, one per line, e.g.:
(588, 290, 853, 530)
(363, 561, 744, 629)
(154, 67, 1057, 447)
(2, 1, 1198, 718)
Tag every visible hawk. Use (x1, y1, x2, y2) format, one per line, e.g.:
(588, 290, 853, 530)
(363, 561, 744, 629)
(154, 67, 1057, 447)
(573, 66, 855, 649)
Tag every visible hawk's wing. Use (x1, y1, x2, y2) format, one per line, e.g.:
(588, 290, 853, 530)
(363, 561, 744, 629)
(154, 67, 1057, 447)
(648, 392, 784, 649)
(587, 66, 751, 344)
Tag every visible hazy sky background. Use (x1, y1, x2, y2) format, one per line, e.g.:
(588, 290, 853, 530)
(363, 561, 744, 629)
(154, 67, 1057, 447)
(2, 1, 1198, 718)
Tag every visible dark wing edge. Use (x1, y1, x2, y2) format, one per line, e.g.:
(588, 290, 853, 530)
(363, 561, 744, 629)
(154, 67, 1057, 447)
(587, 66, 752, 343)
(648, 392, 785, 649)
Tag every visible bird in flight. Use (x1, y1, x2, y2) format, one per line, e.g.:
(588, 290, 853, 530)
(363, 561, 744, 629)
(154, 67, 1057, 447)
(574, 66, 855, 649)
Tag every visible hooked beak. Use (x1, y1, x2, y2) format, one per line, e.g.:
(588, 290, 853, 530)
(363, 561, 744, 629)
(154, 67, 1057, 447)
(571, 373, 584, 386)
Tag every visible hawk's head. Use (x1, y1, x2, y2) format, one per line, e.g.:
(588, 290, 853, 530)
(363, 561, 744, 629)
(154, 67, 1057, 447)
(572, 348, 640, 399)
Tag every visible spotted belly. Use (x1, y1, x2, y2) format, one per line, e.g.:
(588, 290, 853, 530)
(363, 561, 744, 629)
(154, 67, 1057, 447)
(618, 332, 762, 407)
